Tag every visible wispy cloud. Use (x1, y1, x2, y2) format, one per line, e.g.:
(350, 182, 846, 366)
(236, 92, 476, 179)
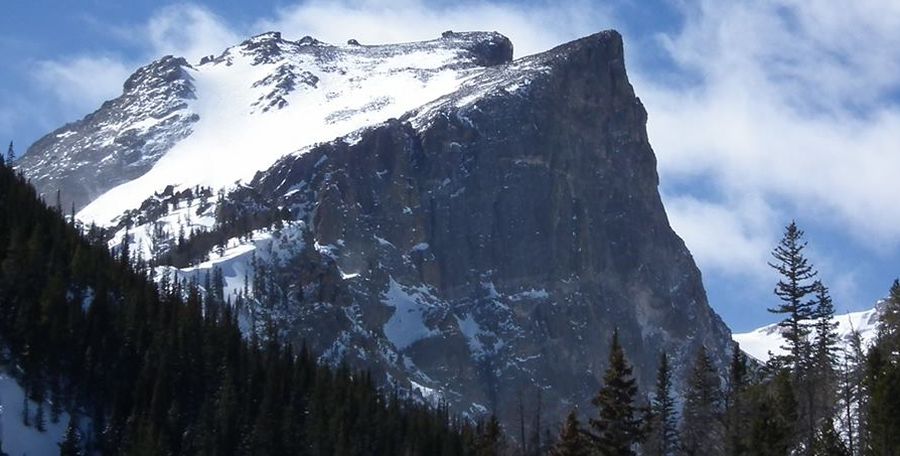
(143, 4, 240, 63)
(33, 56, 132, 117)
(637, 0, 900, 287)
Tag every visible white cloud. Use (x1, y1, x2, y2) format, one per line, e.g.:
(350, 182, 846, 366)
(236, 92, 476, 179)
(27, 4, 240, 124)
(665, 193, 777, 281)
(637, 0, 900, 279)
(143, 4, 240, 63)
(33, 56, 132, 116)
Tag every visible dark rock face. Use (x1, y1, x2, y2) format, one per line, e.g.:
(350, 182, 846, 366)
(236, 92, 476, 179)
(245, 31, 732, 429)
(18, 28, 733, 433)
(17, 56, 197, 211)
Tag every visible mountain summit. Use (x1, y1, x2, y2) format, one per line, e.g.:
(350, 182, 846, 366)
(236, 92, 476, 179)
(20, 30, 732, 430)
(20, 31, 513, 218)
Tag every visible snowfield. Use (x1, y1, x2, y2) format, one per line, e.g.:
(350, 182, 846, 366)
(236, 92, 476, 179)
(733, 306, 882, 362)
(77, 32, 504, 226)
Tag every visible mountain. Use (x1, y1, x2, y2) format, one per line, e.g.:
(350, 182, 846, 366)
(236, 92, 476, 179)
(733, 305, 882, 362)
(20, 30, 733, 431)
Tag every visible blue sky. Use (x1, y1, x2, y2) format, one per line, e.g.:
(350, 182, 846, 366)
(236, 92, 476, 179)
(2, 0, 899, 332)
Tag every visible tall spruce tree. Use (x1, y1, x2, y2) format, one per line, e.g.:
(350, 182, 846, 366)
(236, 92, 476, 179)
(844, 329, 869, 454)
(866, 280, 900, 455)
(724, 345, 749, 456)
(589, 330, 643, 455)
(59, 415, 83, 456)
(811, 416, 849, 456)
(680, 346, 724, 456)
(5, 141, 13, 165)
(551, 411, 592, 456)
(878, 279, 900, 356)
(812, 281, 840, 371)
(809, 280, 840, 446)
(768, 221, 818, 372)
(644, 352, 677, 456)
(475, 415, 506, 456)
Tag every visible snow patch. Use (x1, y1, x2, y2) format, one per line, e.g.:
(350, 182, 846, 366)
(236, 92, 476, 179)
(382, 277, 440, 350)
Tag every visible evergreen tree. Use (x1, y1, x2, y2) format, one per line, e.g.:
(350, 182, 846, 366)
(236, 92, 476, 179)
(810, 416, 849, 456)
(842, 329, 868, 454)
(59, 415, 83, 456)
(589, 330, 643, 455)
(724, 345, 749, 456)
(21, 395, 30, 427)
(5, 142, 13, 166)
(644, 352, 677, 456)
(34, 400, 46, 432)
(809, 280, 840, 446)
(746, 372, 797, 456)
(812, 281, 840, 371)
(865, 356, 900, 456)
(551, 411, 592, 456)
(767, 221, 818, 372)
(866, 280, 900, 455)
(878, 279, 900, 356)
(475, 415, 505, 456)
(680, 346, 724, 456)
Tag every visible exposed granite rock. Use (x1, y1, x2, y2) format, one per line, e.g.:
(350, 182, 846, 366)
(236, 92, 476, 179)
(244, 30, 733, 429)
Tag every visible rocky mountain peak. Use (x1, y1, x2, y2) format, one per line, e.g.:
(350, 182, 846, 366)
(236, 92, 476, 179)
(122, 55, 194, 94)
(20, 29, 734, 433)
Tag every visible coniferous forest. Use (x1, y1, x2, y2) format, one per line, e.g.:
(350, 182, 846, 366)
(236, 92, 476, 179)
(2, 155, 900, 456)
(0, 153, 482, 454)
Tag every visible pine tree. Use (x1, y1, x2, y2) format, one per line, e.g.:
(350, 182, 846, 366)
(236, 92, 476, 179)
(589, 330, 643, 455)
(724, 345, 749, 456)
(59, 415, 83, 456)
(811, 416, 849, 456)
(844, 329, 869, 454)
(551, 411, 592, 456)
(809, 280, 840, 444)
(746, 373, 797, 456)
(812, 281, 839, 371)
(475, 415, 505, 456)
(34, 400, 46, 432)
(680, 346, 724, 456)
(878, 279, 900, 357)
(5, 142, 13, 166)
(22, 395, 30, 427)
(644, 352, 677, 456)
(768, 221, 818, 372)
(866, 280, 900, 455)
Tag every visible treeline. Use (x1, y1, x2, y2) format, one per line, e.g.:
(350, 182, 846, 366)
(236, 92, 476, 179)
(107, 183, 289, 269)
(0, 152, 489, 454)
(546, 222, 900, 456)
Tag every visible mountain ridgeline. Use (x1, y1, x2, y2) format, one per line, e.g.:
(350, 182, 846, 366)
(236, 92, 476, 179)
(19, 30, 733, 433)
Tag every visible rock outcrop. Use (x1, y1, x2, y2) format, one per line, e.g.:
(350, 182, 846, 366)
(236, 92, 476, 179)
(239, 30, 733, 427)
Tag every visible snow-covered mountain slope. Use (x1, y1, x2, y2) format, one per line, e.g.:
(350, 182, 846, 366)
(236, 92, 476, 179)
(20, 55, 197, 213)
(19, 31, 512, 224)
(0, 364, 74, 455)
(733, 305, 882, 362)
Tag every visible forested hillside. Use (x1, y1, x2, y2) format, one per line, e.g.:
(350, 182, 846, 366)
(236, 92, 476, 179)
(0, 157, 484, 455)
